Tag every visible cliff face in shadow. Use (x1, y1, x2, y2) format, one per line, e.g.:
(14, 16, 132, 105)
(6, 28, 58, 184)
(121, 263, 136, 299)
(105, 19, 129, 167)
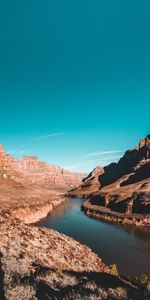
(67, 166, 104, 197)
(68, 135, 150, 215)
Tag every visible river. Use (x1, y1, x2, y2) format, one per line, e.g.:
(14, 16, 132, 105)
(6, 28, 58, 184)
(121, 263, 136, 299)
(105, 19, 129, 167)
(39, 197, 150, 277)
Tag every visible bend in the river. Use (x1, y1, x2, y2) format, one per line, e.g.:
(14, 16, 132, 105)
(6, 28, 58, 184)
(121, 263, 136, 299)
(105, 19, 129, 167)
(38, 197, 150, 277)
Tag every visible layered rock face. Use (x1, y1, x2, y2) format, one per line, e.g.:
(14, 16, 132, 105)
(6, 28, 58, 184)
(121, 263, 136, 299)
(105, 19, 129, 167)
(0, 144, 85, 190)
(0, 145, 22, 182)
(69, 135, 150, 215)
(68, 166, 104, 197)
(0, 145, 85, 220)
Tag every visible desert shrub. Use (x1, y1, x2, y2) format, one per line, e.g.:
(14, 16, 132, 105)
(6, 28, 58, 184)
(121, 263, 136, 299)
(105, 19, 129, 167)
(135, 274, 150, 292)
(109, 264, 119, 276)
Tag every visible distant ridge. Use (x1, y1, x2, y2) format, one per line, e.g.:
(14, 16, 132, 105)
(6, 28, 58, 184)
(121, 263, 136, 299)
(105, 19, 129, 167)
(0, 144, 86, 188)
(0, 144, 86, 208)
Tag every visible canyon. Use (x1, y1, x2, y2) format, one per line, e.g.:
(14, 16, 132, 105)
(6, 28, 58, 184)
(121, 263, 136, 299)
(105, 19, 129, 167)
(0, 138, 150, 299)
(68, 135, 150, 227)
(0, 144, 85, 190)
(0, 145, 86, 222)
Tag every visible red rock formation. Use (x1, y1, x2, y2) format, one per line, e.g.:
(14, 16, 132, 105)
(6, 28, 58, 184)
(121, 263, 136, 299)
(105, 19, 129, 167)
(0, 147, 86, 189)
(69, 135, 150, 215)
(0, 145, 86, 209)
(0, 144, 23, 183)
(68, 166, 104, 197)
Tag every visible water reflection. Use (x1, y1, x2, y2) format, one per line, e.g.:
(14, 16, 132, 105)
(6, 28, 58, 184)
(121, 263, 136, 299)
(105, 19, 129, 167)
(122, 225, 150, 253)
(39, 198, 150, 277)
(38, 198, 79, 224)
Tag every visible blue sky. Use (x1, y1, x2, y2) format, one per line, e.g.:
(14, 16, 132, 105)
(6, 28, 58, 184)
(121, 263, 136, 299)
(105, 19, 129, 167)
(0, 0, 149, 172)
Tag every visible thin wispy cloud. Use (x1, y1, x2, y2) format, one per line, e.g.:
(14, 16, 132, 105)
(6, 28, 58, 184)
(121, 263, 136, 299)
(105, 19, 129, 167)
(66, 154, 122, 172)
(66, 160, 94, 171)
(97, 155, 122, 163)
(34, 132, 64, 141)
(82, 150, 123, 158)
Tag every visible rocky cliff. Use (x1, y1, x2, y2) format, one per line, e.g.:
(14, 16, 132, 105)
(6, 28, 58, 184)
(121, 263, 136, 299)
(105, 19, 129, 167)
(0, 145, 86, 190)
(0, 144, 86, 223)
(0, 142, 149, 299)
(0, 143, 85, 192)
(67, 166, 104, 197)
(68, 135, 150, 217)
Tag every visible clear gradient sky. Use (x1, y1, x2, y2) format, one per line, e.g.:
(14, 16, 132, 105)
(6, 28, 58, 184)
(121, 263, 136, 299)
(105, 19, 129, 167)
(0, 0, 149, 172)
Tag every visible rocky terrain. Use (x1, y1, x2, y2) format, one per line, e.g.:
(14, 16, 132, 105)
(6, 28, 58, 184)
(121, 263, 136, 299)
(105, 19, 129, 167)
(0, 144, 86, 223)
(0, 145, 85, 190)
(0, 139, 150, 299)
(0, 213, 149, 300)
(68, 166, 104, 198)
(68, 135, 150, 226)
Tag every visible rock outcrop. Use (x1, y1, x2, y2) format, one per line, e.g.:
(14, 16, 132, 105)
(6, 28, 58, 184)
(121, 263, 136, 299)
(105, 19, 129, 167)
(6, 154, 86, 189)
(0, 145, 23, 182)
(0, 144, 86, 224)
(68, 135, 150, 218)
(67, 166, 104, 197)
(0, 147, 86, 190)
(0, 214, 149, 300)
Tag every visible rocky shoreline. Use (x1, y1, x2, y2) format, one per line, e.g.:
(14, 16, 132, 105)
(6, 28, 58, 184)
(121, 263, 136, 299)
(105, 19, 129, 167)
(0, 134, 150, 299)
(0, 191, 150, 299)
(82, 199, 150, 228)
(1, 212, 150, 300)
(11, 195, 66, 224)
(67, 135, 150, 230)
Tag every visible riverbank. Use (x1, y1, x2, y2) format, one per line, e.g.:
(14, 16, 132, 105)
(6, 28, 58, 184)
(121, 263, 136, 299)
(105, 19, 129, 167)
(39, 197, 150, 278)
(0, 194, 150, 299)
(12, 194, 66, 224)
(0, 184, 67, 225)
(82, 199, 150, 228)
(1, 213, 150, 300)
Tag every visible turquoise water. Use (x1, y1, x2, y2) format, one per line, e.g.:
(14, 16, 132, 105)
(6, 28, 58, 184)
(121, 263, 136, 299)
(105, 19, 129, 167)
(39, 198, 150, 277)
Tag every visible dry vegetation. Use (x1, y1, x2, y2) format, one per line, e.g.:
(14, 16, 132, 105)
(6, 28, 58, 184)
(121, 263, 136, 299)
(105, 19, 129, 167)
(0, 214, 149, 300)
